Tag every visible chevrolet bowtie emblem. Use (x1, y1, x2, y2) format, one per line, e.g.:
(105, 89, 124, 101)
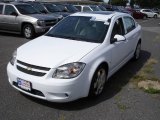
(26, 67, 32, 71)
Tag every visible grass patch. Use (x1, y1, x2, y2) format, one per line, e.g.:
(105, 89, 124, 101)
(132, 58, 160, 94)
(115, 95, 129, 111)
(145, 88, 160, 94)
(117, 103, 128, 111)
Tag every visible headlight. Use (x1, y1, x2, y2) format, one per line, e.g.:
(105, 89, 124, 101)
(10, 50, 17, 65)
(53, 62, 85, 79)
(37, 20, 45, 26)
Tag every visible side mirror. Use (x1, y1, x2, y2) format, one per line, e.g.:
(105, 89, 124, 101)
(113, 34, 126, 43)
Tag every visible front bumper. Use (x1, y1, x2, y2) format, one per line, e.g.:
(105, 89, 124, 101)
(34, 25, 50, 34)
(7, 63, 88, 102)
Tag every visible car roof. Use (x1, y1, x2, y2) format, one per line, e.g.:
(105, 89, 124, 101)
(71, 11, 127, 21)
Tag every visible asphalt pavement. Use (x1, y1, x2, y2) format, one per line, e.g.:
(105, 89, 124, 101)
(0, 18, 160, 120)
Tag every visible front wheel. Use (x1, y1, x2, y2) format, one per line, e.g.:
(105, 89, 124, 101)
(89, 65, 107, 97)
(23, 24, 35, 39)
(133, 42, 141, 60)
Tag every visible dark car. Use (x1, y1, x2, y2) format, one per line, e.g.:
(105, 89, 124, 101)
(43, 3, 70, 17)
(152, 8, 159, 14)
(26, 2, 63, 20)
(56, 4, 79, 13)
(111, 5, 132, 15)
(98, 5, 107, 11)
(127, 8, 147, 19)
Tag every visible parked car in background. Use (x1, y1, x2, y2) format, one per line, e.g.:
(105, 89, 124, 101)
(74, 5, 101, 12)
(55, 4, 79, 13)
(98, 5, 107, 11)
(89, 5, 102, 11)
(111, 5, 132, 15)
(0, 2, 58, 39)
(26, 1, 63, 20)
(74, 5, 92, 12)
(7, 11, 142, 102)
(140, 9, 158, 18)
(127, 8, 147, 19)
(42, 3, 70, 17)
(152, 8, 159, 14)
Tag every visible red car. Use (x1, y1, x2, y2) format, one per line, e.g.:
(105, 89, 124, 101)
(127, 8, 147, 19)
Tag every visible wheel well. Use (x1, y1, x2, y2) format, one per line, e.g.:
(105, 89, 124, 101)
(98, 62, 109, 75)
(21, 22, 33, 34)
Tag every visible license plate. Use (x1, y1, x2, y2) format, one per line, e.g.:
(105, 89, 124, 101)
(17, 78, 31, 91)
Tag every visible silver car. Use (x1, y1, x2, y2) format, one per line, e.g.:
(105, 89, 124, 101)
(0, 2, 59, 39)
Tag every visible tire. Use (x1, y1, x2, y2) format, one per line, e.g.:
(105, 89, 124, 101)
(23, 24, 35, 39)
(89, 65, 107, 97)
(143, 15, 147, 19)
(154, 15, 158, 18)
(133, 42, 141, 61)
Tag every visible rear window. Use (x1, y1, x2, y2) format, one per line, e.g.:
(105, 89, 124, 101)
(0, 5, 3, 14)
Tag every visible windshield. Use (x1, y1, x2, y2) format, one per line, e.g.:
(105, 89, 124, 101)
(16, 4, 39, 15)
(90, 6, 102, 11)
(46, 16, 108, 43)
(44, 4, 61, 12)
(65, 5, 79, 12)
(29, 3, 47, 13)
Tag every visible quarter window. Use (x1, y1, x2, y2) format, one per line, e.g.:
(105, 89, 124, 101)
(4, 5, 17, 15)
(0, 5, 3, 14)
(123, 17, 136, 33)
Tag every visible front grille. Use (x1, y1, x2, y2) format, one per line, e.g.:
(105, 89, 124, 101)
(45, 19, 57, 26)
(13, 81, 45, 97)
(17, 60, 50, 71)
(17, 66, 46, 76)
(16, 60, 50, 77)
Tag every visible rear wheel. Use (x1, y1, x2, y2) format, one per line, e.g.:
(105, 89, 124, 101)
(154, 14, 158, 18)
(133, 42, 141, 60)
(23, 24, 35, 39)
(89, 65, 107, 97)
(143, 15, 147, 19)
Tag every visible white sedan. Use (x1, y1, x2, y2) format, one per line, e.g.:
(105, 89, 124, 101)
(7, 11, 142, 102)
(140, 9, 158, 18)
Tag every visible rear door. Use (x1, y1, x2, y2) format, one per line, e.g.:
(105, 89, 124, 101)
(2, 5, 19, 31)
(123, 16, 137, 55)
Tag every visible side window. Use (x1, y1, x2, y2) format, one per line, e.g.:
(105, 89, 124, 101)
(0, 5, 3, 14)
(4, 5, 17, 15)
(123, 17, 136, 33)
(83, 7, 92, 12)
(110, 18, 125, 42)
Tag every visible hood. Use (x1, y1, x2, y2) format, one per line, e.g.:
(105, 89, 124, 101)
(55, 12, 71, 17)
(29, 14, 57, 20)
(48, 13, 63, 19)
(17, 36, 100, 68)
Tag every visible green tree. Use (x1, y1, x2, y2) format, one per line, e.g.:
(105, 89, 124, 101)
(135, 0, 160, 8)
